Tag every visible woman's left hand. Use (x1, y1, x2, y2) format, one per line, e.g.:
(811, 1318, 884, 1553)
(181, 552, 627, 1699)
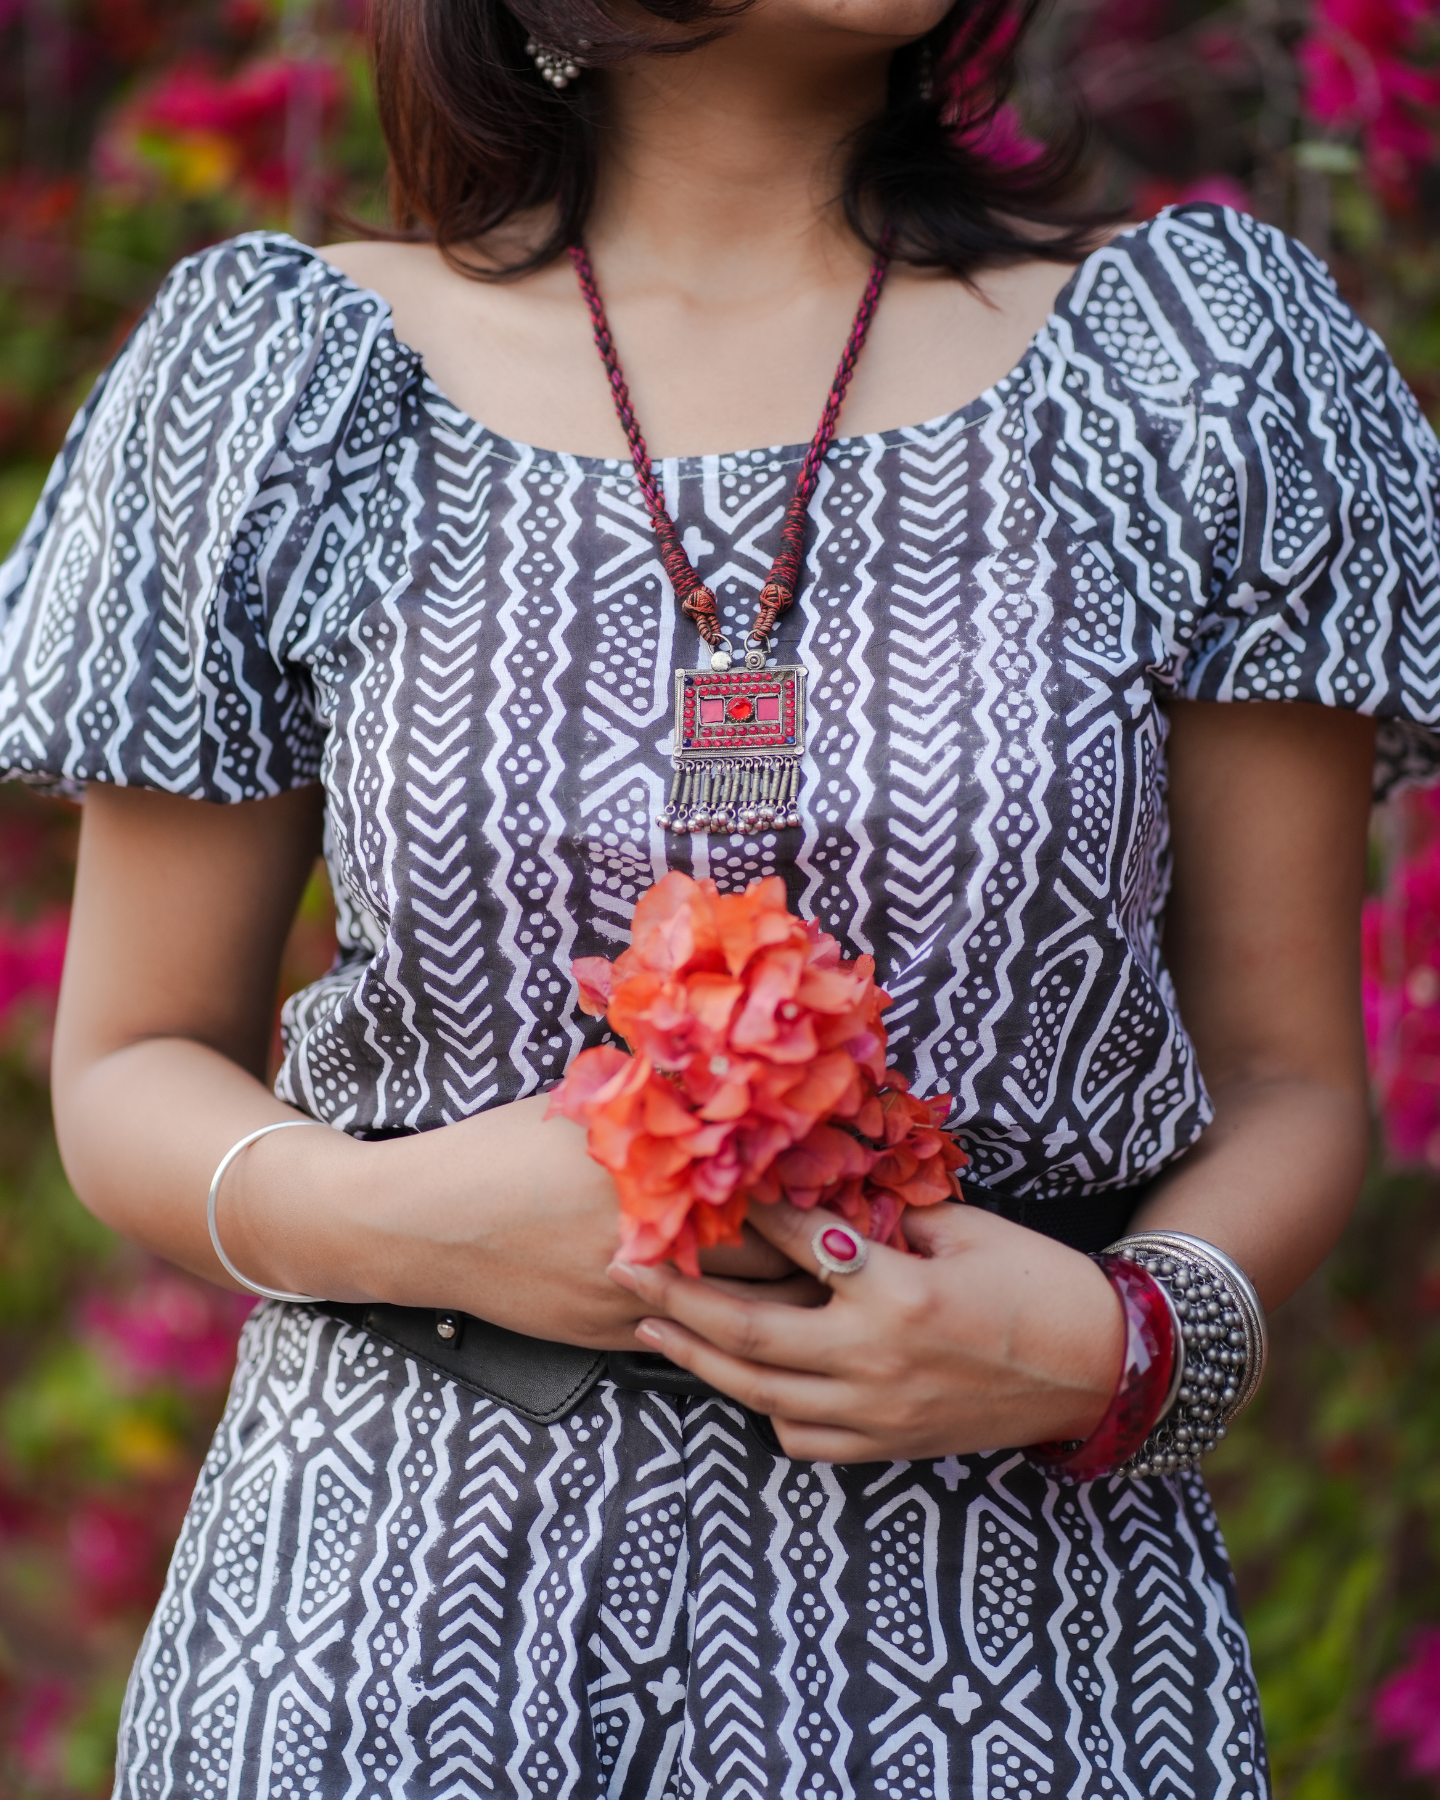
(607, 1199, 1126, 1463)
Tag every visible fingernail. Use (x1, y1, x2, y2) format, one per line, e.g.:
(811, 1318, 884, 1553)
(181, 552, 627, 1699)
(636, 1319, 665, 1346)
(608, 1260, 640, 1287)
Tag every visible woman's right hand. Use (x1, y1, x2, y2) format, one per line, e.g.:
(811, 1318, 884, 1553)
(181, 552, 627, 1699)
(266, 1095, 821, 1351)
(53, 783, 817, 1351)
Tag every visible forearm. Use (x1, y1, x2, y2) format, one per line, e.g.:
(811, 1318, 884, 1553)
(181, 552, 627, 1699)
(54, 1035, 627, 1335)
(1130, 1073, 1369, 1310)
(56, 1033, 365, 1294)
(52, 786, 797, 1347)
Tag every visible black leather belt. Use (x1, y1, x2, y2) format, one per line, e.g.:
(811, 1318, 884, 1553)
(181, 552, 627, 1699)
(319, 1178, 1146, 1428)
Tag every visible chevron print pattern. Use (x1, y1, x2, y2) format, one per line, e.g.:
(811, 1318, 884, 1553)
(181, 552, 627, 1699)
(9, 202, 1436, 1797)
(4, 206, 1439, 1187)
(112, 1309, 1266, 1798)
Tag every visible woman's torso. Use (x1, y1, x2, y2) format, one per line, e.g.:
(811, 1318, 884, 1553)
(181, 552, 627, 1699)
(280, 351, 1185, 1198)
(7, 201, 1436, 1208)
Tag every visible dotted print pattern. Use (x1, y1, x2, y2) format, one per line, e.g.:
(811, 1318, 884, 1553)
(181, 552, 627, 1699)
(264, 1695, 329, 1799)
(3, 207, 1439, 1202)
(5, 208, 1433, 1799)
(107, 1305, 1265, 1799)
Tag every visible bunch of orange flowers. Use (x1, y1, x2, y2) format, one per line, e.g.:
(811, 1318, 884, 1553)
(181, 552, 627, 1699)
(548, 873, 967, 1274)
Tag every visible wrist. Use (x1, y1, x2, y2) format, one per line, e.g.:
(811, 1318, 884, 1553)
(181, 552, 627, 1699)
(316, 1129, 486, 1308)
(312, 1108, 542, 1310)
(1016, 1247, 1127, 1443)
(1105, 1232, 1268, 1477)
(1026, 1254, 1181, 1481)
(219, 1118, 380, 1302)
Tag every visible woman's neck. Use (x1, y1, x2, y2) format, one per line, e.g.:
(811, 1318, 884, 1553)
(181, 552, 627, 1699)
(320, 23, 1086, 457)
(586, 34, 896, 307)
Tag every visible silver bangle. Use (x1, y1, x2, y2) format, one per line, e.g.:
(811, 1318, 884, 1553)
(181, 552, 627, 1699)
(1106, 1229, 1268, 1477)
(206, 1119, 328, 1304)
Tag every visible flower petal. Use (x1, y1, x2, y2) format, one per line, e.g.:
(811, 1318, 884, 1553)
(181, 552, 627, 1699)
(572, 956, 616, 1017)
(546, 1045, 638, 1122)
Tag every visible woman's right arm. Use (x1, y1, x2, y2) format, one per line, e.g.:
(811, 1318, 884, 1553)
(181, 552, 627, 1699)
(53, 783, 794, 1347)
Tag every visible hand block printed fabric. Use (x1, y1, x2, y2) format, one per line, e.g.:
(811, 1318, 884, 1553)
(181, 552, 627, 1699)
(2, 203, 1437, 1201)
(4, 203, 1437, 1799)
(114, 1305, 1267, 1800)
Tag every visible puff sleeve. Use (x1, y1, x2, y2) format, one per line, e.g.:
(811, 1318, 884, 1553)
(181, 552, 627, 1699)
(1157, 207, 1440, 795)
(0, 233, 360, 800)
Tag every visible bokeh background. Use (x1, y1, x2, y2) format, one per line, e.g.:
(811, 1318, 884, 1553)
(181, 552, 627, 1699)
(0, 0, 1438, 1792)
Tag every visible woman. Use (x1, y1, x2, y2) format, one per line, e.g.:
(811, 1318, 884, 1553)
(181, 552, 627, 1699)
(2, 0, 1433, 1786)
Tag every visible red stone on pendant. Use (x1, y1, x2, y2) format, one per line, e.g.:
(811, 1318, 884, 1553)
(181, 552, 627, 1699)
(727, 697, 755, 722)
(819, 1228, 858, 1264)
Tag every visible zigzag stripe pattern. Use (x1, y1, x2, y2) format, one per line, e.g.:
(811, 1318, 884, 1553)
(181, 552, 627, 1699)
(113, 1317, 1266, 1798)
(12, 205, 1436, 1796)
(3, 208, 1438, 1178)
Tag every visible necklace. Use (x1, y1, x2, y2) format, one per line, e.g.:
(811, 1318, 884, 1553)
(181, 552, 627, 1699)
(569, 244, 890, 836)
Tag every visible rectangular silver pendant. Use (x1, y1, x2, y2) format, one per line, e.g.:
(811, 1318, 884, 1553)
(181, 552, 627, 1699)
(659, 665, 808, 835)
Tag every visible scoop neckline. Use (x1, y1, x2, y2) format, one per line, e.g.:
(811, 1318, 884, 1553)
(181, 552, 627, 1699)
(283, 217, 1154, 478)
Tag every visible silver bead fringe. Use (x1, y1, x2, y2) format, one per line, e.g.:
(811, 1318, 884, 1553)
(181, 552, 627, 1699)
(1107, 1230, 1268, 1478)
(657, 756, 801, 836)
(526, 39, 582, 87)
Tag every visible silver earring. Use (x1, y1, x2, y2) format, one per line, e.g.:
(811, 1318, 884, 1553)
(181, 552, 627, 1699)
(527, 38, 584, 88)
(917, 47, 935, 104)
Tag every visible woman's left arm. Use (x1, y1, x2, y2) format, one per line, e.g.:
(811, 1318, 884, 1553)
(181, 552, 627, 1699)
(608, 699, 1377, 1461)
(1131, 697, 1374, 1302)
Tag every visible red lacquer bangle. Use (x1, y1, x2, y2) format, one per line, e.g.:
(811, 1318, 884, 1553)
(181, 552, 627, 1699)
(1025, 1253, 1181, 1482)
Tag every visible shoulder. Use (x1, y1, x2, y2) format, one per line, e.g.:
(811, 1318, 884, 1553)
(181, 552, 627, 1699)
(98, 231, 416, 481)
(313, 237, 452, 298)
(132, 231, 401, 387)
(149, 229, 363, 320)
(1053, 203, 1377, 400)
(18, 230, 419, 593)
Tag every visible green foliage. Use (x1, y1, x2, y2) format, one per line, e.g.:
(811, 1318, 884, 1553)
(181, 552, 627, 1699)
(0, 467, 49, 560)
(0, 1145, 117, 1330)
(59, 1677, 134, 1798)
(0, 1317, 204, 1488)
(1213, 1169, 1440, 1797)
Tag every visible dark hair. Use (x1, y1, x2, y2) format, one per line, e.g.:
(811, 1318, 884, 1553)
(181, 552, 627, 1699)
(371, 0, 1103, 279)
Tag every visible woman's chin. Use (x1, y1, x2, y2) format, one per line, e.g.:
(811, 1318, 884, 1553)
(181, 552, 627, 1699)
(720, 0, 952, 50)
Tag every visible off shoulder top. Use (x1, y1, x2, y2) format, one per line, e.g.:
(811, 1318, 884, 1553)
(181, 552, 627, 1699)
(3, 203, 1437, 1205)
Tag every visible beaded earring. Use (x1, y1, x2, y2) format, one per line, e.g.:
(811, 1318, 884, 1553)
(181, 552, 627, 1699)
(526, 38, 585, 87)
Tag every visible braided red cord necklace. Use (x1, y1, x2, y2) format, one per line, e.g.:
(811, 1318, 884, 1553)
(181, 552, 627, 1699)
(570, 245, 890, 665)
(569, 245, 890, 835)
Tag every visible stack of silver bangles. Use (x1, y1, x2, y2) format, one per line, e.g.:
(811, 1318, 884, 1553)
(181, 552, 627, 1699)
(1107, 1230, 1268, 1478)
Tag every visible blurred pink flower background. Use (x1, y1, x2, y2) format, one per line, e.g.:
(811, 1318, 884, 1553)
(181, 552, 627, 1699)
(1377, 1630, 1440, 1779)
(1301, 0, 1440, 210)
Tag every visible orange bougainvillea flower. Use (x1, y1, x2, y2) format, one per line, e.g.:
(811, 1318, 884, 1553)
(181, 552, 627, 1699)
(549, 873, 968, 1273)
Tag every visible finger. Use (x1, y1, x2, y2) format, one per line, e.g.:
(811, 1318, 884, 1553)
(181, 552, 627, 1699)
(769, 1419, 890, 1464)
(745, 1199, 895, 1282)
(698, 1225, 797, 1282)
(615, 1258, 841, 1369)
(899, 1198, 977, 1255)
(701, 1273, 830, 1309)
(634, 1316, 858, 1424)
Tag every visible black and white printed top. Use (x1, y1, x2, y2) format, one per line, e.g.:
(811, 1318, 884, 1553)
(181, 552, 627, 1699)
(3, 204, 1438, 1206)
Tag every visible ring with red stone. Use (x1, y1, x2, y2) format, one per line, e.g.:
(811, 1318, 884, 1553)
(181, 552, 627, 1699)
(811, 1222, 869, 1277)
